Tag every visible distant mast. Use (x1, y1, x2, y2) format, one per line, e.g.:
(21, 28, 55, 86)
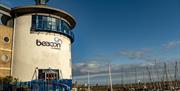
(108, 64, 113, 91)
(88, 71, 90, 91)
(35, 0, 50, 5)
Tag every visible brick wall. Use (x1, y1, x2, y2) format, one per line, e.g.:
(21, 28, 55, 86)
(0, 25, 13, 77)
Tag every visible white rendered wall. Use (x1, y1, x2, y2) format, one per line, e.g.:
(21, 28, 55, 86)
(12, 15, 72, 81)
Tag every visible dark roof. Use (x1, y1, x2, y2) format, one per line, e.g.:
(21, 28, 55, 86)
(11, 5, 76, 29)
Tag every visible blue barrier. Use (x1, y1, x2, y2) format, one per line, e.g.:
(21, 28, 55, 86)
(16, 79, 72, 91)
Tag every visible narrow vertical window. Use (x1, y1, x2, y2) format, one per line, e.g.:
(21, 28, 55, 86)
(51, 18, 56, 31)
(37, 16, 43, 29)
(32, 15, 36, 29)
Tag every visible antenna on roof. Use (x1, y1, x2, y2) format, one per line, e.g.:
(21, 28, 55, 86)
(35, 0, 50, 5)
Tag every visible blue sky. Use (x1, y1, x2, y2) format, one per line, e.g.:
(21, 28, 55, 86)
(1, 0, 180, 82)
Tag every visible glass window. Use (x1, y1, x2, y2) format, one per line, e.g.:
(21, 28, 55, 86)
(0, 14, 2, 24)
(31, 15, 74, 41)
(62, 21, 70, 31)
(47, 17, 52, 30)
(0, 14, 11, 26)
(37, 16, 43, 29)
(40, 0, 46, 4)
(56, 20, 61, 32)
(3, 36, 10, 43)
(36, 0, 48, 5)
(51, 18, 56, 31)
(32, 15, 36, 29)
(42, 16, 48, 30)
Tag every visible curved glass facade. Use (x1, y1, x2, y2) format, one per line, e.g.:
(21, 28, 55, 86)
(31, 15, 74, 42)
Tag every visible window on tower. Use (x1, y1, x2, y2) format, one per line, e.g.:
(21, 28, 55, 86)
(35, 0, 49, 5)
(0, 13, 11, 26)
(31, 15, 74, 41)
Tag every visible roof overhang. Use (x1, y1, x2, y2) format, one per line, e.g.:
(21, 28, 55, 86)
(0, 4, 11, 16)
(11, 5, 76, 29)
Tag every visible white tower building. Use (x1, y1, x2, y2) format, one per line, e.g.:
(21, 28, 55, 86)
(9, 0, 76, 81)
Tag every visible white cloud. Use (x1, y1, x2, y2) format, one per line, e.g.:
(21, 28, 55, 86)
(72, 60, 156, 77)
(164, 40, 180, 49)
(73, 61, 108, 74)
(73, 61, 180, 84)
(119, 51, 145, 59)
(115, 48, 152, 60)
